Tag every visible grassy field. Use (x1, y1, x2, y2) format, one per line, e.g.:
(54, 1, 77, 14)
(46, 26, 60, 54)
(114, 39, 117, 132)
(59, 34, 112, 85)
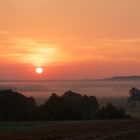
(0, 120, 140, 140)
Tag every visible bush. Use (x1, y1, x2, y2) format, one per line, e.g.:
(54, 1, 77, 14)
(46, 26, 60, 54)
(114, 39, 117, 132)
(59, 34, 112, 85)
(97, 103, 130, 119)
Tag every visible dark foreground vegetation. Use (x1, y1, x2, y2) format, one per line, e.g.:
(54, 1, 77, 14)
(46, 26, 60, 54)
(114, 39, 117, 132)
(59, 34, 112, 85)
(0, 120, 140, 140)
(0, 89, 130, 121)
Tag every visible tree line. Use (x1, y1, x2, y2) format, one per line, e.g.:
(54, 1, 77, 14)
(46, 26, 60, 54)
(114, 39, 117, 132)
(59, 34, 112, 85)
(0, 89, 130, 121)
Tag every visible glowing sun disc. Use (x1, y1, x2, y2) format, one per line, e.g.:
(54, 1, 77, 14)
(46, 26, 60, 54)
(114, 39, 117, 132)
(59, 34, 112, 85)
(36, 67, 43, 74)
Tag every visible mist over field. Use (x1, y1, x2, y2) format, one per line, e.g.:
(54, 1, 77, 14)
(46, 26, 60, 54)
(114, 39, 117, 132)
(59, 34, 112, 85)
(0, 80, 138, 105)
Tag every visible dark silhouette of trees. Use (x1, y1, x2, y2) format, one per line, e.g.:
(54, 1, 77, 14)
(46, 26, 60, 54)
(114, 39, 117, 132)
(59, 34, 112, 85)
(0, 89, 130, 121)
(97, 103, 130, 119)
(41, 93, 65, 120)
(127, 87, 140, 107)
(82, 95, 99, 119)
(41, 90, 99, 120)
(0, 89, 39, 121)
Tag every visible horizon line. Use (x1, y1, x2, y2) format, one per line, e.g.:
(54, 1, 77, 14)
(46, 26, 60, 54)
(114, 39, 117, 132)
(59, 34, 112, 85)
(0, 75, 140, 82)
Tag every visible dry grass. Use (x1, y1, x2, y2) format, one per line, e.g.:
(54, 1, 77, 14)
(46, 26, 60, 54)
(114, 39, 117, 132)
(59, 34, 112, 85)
(0, 120, 140, 140)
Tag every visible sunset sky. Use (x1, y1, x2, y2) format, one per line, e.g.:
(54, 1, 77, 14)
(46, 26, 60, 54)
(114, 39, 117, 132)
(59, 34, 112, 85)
(0, 0, 140, 80)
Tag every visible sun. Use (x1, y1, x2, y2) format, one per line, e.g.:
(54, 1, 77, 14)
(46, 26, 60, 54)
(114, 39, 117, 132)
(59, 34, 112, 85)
(36, 67, 43, 74)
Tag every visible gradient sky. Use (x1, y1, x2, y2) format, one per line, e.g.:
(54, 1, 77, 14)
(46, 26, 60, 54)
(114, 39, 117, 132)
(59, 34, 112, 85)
(0, 0, 140, 80)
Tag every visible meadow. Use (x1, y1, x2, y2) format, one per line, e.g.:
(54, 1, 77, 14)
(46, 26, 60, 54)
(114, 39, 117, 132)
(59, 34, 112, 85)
(0, 120, 140, 140)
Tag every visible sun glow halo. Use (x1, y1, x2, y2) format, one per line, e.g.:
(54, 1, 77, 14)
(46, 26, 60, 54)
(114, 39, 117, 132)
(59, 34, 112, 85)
(36, 67, 43, 74)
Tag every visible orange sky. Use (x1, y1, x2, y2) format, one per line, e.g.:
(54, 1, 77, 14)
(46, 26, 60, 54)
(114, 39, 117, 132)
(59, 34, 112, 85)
(0, 0, 140, 80)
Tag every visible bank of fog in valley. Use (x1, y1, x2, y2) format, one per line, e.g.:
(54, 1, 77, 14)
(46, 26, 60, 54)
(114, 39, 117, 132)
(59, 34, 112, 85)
(0, 89, 130, 121)
(0, 80, 137, 106)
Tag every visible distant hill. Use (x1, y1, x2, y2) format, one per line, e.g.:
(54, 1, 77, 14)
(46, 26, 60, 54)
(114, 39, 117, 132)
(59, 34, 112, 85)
(101, 76, 140, 81)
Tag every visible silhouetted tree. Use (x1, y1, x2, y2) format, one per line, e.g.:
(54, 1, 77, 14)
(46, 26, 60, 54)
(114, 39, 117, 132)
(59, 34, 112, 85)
(41, 93, 64, 120)
(82, 95, 99, 119)
(0, 89, 39, 121)
(127, 87, 140, 107)
(42, 90, 99, 120)
(97, 103, 130, 119)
